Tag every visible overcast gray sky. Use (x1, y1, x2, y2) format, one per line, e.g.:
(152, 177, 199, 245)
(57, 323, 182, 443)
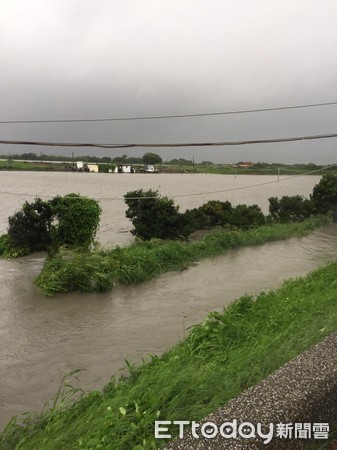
(1, 0, 337, 163)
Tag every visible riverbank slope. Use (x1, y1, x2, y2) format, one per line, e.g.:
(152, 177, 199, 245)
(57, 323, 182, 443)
(36, 218, 325, 295)
(2, 256, 337, 449)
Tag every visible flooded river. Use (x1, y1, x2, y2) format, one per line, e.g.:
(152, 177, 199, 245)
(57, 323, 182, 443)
(1, 172, 336, 428)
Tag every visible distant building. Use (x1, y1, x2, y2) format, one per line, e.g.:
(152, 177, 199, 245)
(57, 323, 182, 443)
(237, 161, 253, 168)
(76, 161, 84, 170)
(87, 163, 99, 173)
(114, 164, 133, 173)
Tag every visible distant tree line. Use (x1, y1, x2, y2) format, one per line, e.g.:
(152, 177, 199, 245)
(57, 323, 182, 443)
(1, 152, 163, 165)
(1, 153, 330, 171)
(0, 152, 134, 164)
(252, 162, 321, 170)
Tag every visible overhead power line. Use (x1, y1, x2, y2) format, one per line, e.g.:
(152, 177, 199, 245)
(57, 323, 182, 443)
(1, 132, 337, 149)
(1, 100, 337, 124)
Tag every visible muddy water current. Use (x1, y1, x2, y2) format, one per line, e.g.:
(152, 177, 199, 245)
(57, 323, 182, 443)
(1, 172, 336, 428)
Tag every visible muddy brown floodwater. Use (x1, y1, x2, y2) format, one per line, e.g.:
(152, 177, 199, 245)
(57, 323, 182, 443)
(1, 172, 336, 428)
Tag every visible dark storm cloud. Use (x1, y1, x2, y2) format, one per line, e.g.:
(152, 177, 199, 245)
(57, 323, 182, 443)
(1, 0, 337, 163)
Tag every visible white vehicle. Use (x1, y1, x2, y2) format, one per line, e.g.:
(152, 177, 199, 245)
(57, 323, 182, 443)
(145, 165, 158, 173)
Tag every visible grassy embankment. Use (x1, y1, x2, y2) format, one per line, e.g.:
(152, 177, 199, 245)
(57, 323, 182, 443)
(2, 158, 337, 175)
(160, 164, 337, 176)
(2, 255, 337, 449)
(36, 218, 324, 296)
(0, 160, 71, 171)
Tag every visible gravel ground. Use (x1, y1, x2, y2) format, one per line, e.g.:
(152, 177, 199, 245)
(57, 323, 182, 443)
(163, 332, 337, 449)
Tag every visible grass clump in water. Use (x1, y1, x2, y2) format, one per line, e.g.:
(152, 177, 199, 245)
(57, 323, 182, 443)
(2, 259, 337, 449)
(36, 218, 325, 296)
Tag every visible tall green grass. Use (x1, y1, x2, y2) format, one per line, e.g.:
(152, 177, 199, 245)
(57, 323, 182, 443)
(0, 160, 67, 171)
(2, 258, 337, 449)
(36, 218, 324, 296)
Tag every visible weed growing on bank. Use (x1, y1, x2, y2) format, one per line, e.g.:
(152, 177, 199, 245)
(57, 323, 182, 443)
(36, 218, 324, 296)
(2, 259, 337, 449)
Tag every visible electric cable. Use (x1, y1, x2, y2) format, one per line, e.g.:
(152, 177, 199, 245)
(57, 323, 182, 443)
(1, 100, 337, 124)
(1, 131, 337, 149)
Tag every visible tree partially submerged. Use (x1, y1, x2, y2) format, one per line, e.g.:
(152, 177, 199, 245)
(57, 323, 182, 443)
(311, 174, 337, 217)
(124, 189, 187, 240)
(268, 195, 313, 223)
(7, 198, 54, 253)
(184, 201, 265, 233)
(2, 194, 101, 257)
(50, 194, 101, 249)
(124, 193, 266, 240)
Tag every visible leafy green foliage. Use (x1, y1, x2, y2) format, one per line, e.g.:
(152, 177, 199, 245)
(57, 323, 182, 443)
(184, 201, 265, 233)
(0, 234, 9, 256)
(268, 195, 313, 222)
(311, 174, 337, 216)
(98, 163, 115, 173)
(229, 204, 266, 229)
(124, 189, 188, 240)
(7, 198, 54, 252)
(50, 194, 101, 249)
(4, 194, 101, 257)
(166, 157, 194, 166)
(183, 208, 211, 234)
(201, 200, 233, 226)
(35, 218, 323, 296)
(142, 152, 162, 165)
(0, 234, 31, 258)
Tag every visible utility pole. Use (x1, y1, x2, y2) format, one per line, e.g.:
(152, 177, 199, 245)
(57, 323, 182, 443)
(277, 167, 280, 182)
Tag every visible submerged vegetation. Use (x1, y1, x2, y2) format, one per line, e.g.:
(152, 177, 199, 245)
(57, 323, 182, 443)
(36, 218, 324, 296)
(123, 174, 337, 241)
(124, 189, 188, 240)
(1, 177, 337, 448)
(2, 260, 337, 449)
(1, 175, 336, 295)
(124, 189, 268, 240)
(0, 194, 101, 258)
